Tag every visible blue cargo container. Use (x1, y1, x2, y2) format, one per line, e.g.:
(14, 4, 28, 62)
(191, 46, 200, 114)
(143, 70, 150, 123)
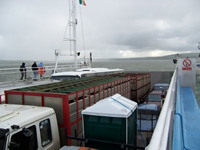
(137, 104, 160, 131)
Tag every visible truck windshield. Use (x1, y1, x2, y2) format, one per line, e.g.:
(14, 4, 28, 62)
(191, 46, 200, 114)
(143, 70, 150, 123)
(0, 129, 9, 150)
(148, 94, 162, 102)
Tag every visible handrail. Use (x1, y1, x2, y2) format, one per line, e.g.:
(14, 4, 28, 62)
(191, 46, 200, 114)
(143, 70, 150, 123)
(0, 64, 76, 72)
(146, 67, 178, 150)
(0, 64, 82, 84)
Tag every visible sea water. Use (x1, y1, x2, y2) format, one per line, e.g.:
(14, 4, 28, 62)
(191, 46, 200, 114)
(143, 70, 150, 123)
(0, 59, 175, 83)
(92, 59, 176, 72)
(0, 59, 176, 71)
(1, 59, 200, 105)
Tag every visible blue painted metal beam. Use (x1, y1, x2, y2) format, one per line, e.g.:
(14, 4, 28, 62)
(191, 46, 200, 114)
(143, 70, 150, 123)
(173, 78, 200, 150)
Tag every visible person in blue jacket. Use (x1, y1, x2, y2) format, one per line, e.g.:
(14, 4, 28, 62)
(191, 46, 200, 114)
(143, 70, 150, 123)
(38, 62, 45, 78)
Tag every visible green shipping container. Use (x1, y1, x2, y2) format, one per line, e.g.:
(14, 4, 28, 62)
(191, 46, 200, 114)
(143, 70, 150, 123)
(82, 94, 138, 150)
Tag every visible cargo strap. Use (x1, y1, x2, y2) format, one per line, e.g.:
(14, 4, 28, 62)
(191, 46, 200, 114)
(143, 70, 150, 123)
(111, 97, 133, 112)
(111, 97, 146, 146)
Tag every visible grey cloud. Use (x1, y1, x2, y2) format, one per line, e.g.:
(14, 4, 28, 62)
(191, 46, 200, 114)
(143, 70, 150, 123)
(0, 0, 200, 60)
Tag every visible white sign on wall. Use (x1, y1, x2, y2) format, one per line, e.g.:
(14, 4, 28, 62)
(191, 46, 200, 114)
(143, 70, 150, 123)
(178, 58, 196, 92)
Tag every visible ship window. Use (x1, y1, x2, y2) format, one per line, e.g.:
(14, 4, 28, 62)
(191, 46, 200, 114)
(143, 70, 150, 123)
(39, 119, 52, 147)
(51, 75, 80, 81)
(10, 126, 38, 150)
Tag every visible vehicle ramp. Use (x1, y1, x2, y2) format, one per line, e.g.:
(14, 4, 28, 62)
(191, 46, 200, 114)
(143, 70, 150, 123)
(173, 79, 200, 150)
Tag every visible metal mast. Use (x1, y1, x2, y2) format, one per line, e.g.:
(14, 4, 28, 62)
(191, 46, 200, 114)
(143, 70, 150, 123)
(71, 0, 77, 68)
(54, 0, 78, 73)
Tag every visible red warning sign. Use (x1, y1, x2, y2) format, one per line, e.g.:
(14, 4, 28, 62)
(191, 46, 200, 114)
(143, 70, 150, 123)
(182, 58, 192, 70)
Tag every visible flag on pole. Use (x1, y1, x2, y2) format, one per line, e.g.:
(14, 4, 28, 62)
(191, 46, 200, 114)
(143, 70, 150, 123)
(79, 0, 86, 6)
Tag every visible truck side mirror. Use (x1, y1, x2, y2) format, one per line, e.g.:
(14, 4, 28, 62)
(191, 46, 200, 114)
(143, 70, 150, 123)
(22, 128, 33, 137)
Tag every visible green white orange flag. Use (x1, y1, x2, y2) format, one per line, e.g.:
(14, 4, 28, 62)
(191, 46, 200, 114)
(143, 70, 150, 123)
(79, 0, 86, 6)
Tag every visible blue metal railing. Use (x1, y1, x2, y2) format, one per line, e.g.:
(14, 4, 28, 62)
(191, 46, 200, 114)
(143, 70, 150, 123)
(173, 77, 200, 150)
(172, 77, 184, 150)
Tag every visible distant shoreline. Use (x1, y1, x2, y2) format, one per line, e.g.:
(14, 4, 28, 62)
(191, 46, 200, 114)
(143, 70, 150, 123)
(1, 52, 200, 62)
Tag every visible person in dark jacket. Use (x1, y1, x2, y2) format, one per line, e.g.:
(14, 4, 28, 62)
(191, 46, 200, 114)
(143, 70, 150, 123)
(19, 62, 26, 80)
(32, 61, 38, 80)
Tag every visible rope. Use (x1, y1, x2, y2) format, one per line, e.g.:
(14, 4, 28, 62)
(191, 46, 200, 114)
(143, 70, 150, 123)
(111, 97, 133, 112)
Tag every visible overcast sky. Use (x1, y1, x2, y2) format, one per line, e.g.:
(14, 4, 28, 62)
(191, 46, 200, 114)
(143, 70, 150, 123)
(0, 0, 200, 61)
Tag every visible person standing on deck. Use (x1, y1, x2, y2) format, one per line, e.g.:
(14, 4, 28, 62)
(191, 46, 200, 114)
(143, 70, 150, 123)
(38, 62, 45, 78)
(32, 61, 38, 81)
(19, 62, 26, 80)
